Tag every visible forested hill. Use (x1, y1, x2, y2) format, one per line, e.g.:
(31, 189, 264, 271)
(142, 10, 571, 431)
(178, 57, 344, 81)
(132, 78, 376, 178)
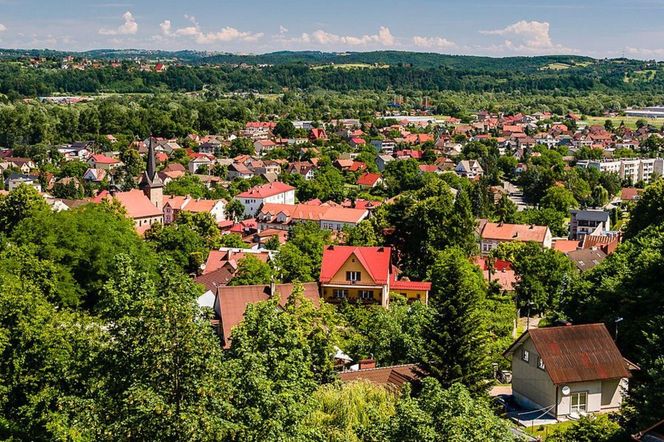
(0, 47, 598, 70)
(0, 48, 663, 97)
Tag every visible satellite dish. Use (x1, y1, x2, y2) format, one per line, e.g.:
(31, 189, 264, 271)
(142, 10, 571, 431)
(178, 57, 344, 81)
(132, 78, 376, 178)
(562, 386, 571, 396)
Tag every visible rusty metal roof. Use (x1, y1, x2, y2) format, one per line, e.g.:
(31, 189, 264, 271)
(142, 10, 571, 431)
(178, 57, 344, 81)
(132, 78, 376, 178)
(528, 324, 632, 385)
(338, 364, 421, 390)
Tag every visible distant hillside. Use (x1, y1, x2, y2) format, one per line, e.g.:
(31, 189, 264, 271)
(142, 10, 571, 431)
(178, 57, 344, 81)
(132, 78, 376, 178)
(0, 47, 597, 70)
(0, 48, 662, 97)
(196, 51, 598, 71)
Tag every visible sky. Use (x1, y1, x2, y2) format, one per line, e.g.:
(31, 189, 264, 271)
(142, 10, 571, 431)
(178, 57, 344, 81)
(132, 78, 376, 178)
(1, 0, 664, 59)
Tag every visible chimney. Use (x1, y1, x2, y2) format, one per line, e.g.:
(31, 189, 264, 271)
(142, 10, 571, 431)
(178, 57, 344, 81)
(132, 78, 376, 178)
(359, 359, 376, 370)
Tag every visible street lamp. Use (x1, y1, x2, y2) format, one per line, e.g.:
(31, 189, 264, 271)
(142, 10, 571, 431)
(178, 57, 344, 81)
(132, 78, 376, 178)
(615, 317, 624, 341)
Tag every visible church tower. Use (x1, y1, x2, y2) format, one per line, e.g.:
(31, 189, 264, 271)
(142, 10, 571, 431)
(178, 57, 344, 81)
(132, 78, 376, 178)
(139, 137, 164, 209)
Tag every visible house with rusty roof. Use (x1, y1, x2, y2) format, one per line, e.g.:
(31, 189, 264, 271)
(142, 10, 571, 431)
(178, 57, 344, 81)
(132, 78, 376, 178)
(480, 222, 552, 255)
(319, 245, 431, 307)
(338, 361, 422, 391)
(504, 324, 638, 420)
(203, 282, 320, 348)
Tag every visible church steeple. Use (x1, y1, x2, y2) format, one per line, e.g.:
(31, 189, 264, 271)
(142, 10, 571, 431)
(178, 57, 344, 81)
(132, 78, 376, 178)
(139, 137, 164, 208)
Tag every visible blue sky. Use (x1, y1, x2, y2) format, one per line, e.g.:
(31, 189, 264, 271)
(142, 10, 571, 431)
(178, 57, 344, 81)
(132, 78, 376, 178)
(1, 0, 664, 58)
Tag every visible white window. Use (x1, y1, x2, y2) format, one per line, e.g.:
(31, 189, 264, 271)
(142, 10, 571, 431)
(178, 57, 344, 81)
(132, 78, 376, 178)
(333, 289, 348, 299)
(359, 290, 373, 300)
(537, 357, 545, 370)
(346, 271, 361, 282)
(522, 349, 530, 363)
(570, 392, 587, 414)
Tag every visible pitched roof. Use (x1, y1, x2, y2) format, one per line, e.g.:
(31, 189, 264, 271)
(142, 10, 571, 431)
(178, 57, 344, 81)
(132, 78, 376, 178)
(571, 209, 610, 222)
(89, 153, 120, 164)
(320, 245, 392, 285)
(195, 267, 234, 292)
(184, 198, 225, 213)
(237, 181, 294, 199)
(216, 282, 320, 348)
(338, 364, 421, 390)
(481, 222, 549, 243)
(620, 187, 642, 201)
(356, 172, 382, 187)
(567, 248, 607, 272)
(110, 189, 162, 219)
(259, 203, 368, 225)
(553, 239, 580, 253)
(506, 324, 633, 385)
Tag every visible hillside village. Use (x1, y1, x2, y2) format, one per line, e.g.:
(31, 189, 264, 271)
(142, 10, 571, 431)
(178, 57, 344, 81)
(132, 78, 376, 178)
(2, 46, 664, 440)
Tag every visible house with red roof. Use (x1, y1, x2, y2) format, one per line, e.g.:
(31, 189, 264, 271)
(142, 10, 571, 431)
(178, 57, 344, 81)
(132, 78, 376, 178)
(319, 245, 431, 307)
(101, 189, 164, 232)
(87, 154, 120, 170)
(504, 324, 638, 419)
(480, 222, 552, 255)
(236, 181, 295, 218)
(162, 195, 227, 224)
(309, 127, 328, 142)
(257, 203, 368, 231)
(356, 172, 383, 189)
(350, 137, 366, 148)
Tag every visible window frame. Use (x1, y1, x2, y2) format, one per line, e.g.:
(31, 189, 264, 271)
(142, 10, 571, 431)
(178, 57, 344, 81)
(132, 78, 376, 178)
(359, 290, 373, 300)
(346, 271, 361, 282)
(537, 356, 545, 370)
(522, 349, 530, 363)
(333, 289, 348, 299)
(570, 391, 588, 414)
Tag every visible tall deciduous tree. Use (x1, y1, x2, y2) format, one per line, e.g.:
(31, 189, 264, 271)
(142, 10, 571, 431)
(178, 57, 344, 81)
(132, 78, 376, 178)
(229, 255, 273, 286)
(95, 257, 236, 441)
(0, 184, 49, 235)
(625, 178, 664, 239)
(390, 380, 515, 441)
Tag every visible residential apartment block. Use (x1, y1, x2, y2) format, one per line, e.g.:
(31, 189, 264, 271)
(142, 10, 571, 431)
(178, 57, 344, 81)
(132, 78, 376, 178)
(576, 158, 664, 185)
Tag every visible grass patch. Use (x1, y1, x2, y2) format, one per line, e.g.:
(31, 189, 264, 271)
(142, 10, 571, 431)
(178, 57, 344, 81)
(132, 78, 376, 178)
(524, 420, 576, 440)
(541, 62, 572, 70)
(312, 63, 389, 70)
(583, 116, 662, 129)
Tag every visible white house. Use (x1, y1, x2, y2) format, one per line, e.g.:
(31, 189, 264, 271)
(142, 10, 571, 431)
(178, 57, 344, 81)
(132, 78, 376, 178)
(504, 324, 637, 420)
(455, 160, 484, 179)
(236, 181, 296, 218)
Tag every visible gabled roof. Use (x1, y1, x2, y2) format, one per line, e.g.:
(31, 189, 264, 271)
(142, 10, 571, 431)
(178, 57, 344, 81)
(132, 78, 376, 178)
(571, 209, 610, 222)
(356, 172, 382, 187)
(319, 245, 391, 285)
(216, 282, 320, 348)
(109, 189, 162, 219)
(481, 222, 549, 243)
(567, 248, 607, 272)
(338, 364, 421, 390)
(504, 324, 634, 385)
(237, 181, 294, 199)
(89, 153, 119, 164)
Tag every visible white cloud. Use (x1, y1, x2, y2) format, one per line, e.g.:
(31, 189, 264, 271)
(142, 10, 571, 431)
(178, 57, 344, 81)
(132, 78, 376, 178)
(625, 47, 664, 58)
(159, 20, 171, 35)
(480, 20, 573, 54)
(297, 26, 396, 47)
(412, 35, 456, 50)
(0, 24, 6, 33)
(279, 25, 288, 34)
(158, 15, 263, 44)
(98, 11, 138, 35)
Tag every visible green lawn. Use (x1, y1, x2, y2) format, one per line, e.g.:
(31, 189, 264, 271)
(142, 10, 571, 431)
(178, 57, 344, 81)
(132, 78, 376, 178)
(524, 420, 575, 440)
(583, 116, 662, 129)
